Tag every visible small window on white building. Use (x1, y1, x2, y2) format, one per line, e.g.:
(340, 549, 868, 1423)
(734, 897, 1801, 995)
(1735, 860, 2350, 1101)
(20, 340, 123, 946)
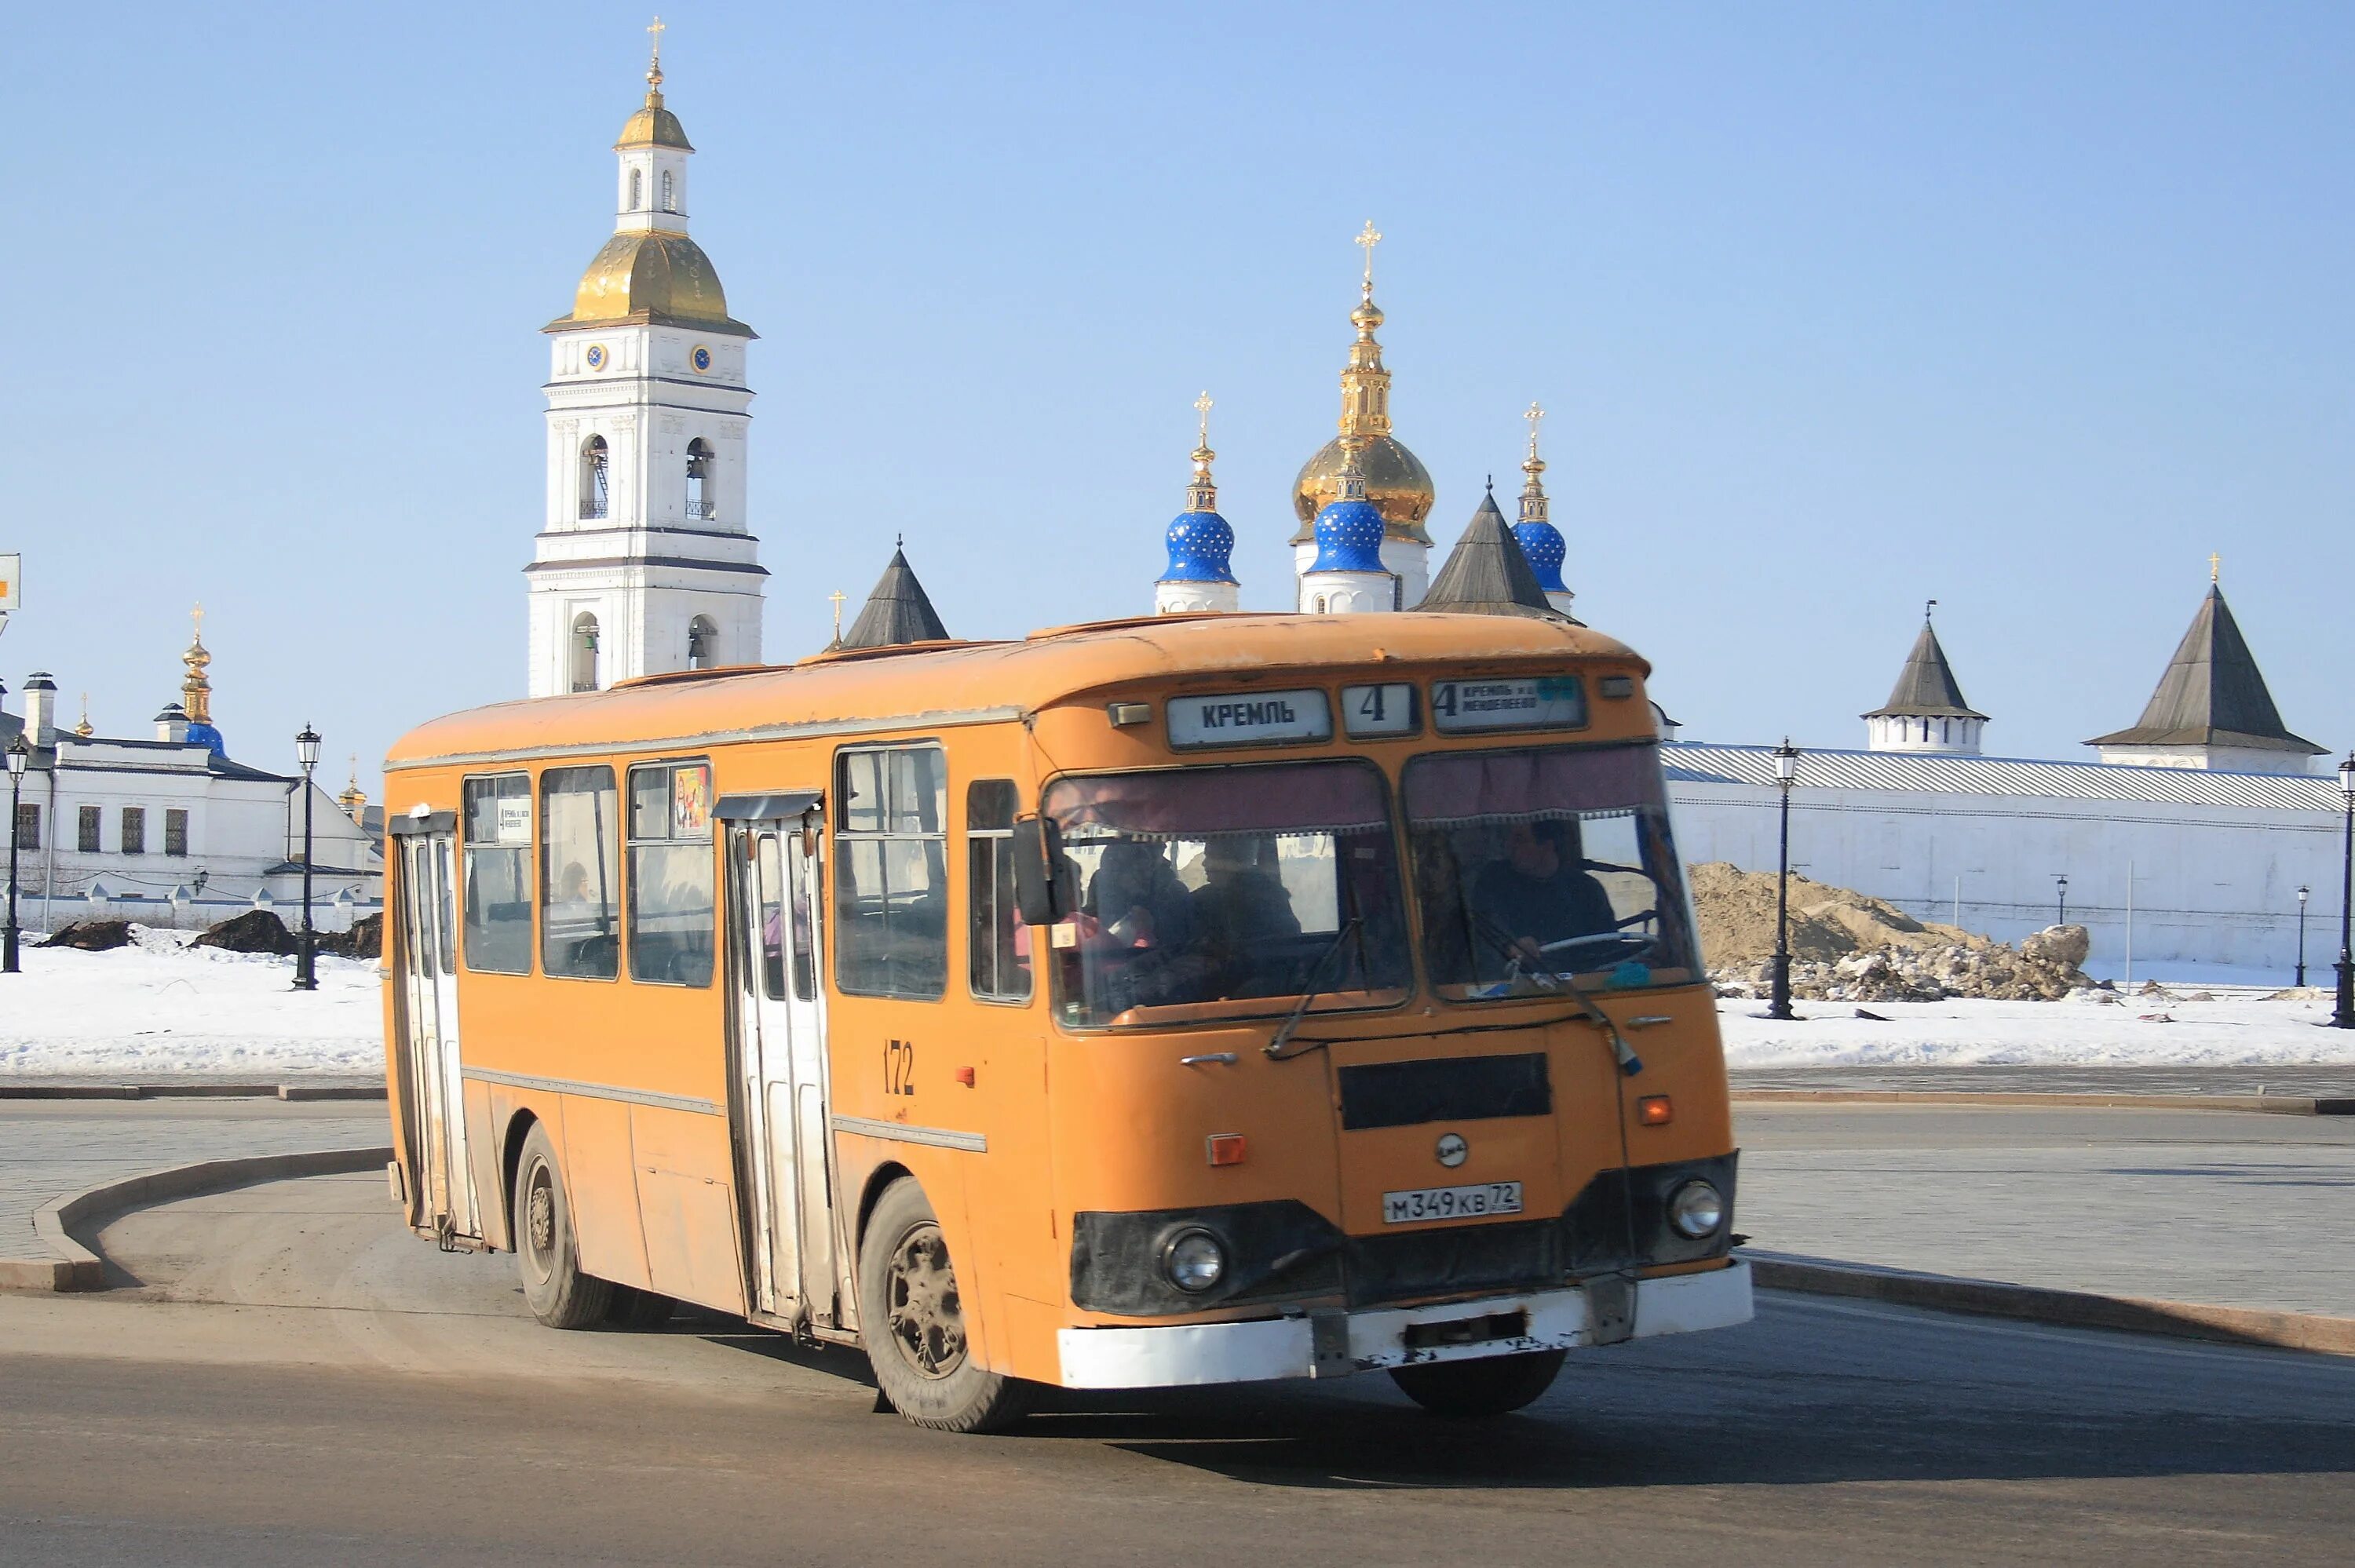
(660, 169, 675, 212)
(579, 436, 609, 520)
(77, 805, 100, 853)
(164, 809, 188, 857)
(688, 616, 718, 669)
(571, 613, 601, 694)
(685, 438, 715, 519)
(629, 168, 643, 210)
(14, 802, 38, 852)
(121, 806, 146, 855)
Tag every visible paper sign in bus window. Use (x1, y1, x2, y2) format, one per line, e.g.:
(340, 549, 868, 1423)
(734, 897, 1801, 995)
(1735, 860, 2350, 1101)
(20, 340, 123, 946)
(672, 764, 713, 837)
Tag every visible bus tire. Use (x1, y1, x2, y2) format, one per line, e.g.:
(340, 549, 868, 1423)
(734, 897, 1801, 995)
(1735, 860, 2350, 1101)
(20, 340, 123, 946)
(1389, 1349, 1566, 1417)
(858, 1177, 1031, 1433)
(604, 1284, 676, 1330)
(513, 1122, 612, 1329)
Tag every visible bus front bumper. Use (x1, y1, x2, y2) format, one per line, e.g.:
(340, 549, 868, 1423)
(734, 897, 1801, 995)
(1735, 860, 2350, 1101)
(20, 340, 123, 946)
(1055, 1259, 1751, 1390)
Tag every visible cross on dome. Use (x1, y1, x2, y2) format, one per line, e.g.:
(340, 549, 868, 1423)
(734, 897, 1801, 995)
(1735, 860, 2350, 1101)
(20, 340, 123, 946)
(646, 15, 666, 88)
(1355, 220, 1382, 296)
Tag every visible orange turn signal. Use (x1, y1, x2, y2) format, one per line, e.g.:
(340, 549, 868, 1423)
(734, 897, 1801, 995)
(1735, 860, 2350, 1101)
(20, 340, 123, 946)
(1637, 1096, 1674, 1126)
(1206, 1133, 1247, 1167)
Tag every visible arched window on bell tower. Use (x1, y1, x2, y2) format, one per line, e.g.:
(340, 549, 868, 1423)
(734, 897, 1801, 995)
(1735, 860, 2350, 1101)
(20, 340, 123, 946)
(688, 615, 717, 669)
(660, 169, 676, 213)
(628, 168, 643, 210)
(571, 612, 601, 693)
(580, 436, 610, 520)
(685, 438, 715, 520)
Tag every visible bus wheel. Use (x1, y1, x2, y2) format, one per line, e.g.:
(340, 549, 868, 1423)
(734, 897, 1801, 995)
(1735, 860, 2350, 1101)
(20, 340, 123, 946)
(858, 1178, 1031, 1433)
(513, 1122, 613, 1329)
(1389, 1350, 1566, 1418)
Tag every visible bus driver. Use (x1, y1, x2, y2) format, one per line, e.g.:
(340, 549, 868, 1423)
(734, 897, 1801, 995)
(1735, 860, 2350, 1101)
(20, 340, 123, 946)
(1472, 818, 1618, 967)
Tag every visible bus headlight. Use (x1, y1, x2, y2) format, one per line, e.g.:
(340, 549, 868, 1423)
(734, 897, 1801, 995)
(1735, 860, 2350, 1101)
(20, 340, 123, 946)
(1666, 1180, 1725, 1238)
(1163, 1228, 1227, 1293)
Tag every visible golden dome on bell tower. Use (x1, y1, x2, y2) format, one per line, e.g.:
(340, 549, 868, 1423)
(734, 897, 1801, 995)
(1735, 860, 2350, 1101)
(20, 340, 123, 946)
(1290, 221, 1437, 546)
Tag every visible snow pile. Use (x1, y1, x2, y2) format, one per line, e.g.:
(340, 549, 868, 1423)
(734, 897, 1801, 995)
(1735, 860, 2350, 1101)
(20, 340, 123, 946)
(1720, 990, 2355, 1067)
(0, 925, 384, 1080)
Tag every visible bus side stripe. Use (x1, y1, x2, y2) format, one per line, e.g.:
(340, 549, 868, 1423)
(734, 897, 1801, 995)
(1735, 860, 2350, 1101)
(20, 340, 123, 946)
(461, 1066, 721, 1118)
(831, 1114, 988, 1154)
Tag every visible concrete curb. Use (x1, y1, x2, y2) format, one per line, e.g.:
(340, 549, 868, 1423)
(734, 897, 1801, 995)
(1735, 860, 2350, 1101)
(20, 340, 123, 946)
(1747, 1249, 2355, 1357)
(1733, 1089, 2354, 1114)
(0, 1083, 385, 1102)
(1, 1144, 394, 1294)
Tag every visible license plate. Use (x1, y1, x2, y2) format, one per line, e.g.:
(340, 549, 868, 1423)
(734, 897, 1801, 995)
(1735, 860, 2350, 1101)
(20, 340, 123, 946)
(1382, 1181, 1524, 1224)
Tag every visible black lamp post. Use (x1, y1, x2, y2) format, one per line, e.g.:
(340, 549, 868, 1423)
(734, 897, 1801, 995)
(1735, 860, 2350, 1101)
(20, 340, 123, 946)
(2335, 754, 2355, 1029)
(1767, 738, 1800, 1021)
(4, 733, 29, 975)
(2055, 875, 2068, 927)
(293, 724, 321, 993)
(2295, 884, 2310, 988)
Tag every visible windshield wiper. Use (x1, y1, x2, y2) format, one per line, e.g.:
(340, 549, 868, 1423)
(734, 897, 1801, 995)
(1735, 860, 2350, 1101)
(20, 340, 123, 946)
(1264, 917, 1364, 1061)
(1470, 912, 1643, 1076)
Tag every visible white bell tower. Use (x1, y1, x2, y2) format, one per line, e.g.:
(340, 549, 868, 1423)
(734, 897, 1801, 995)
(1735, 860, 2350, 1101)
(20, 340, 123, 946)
(527, 23, 765, 698)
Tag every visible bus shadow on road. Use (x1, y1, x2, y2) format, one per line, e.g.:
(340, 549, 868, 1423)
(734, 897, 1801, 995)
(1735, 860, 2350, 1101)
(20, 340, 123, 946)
(1020, 1307, 2355, 1491)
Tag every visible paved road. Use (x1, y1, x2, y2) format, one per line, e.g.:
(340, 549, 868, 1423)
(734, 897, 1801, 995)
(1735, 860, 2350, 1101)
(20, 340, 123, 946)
(1736, 1103, 2355, 1315)
(0, 1100, 386, 1266)
(0, 1172, 2346, 1566)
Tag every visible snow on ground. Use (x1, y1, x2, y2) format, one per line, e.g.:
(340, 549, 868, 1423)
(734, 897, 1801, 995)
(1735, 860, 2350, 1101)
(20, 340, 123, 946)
(0, 928, 384, 1079)
(5, 927, 2353, 1078)
(1721, 992, 2355, 1068)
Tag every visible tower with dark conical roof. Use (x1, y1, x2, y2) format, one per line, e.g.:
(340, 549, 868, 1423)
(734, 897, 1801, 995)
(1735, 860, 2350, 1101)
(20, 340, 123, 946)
(840, 545, 951, 650)
(2087, 574, 2323, 773)
(1413, 482, 1570, 622)
(1864, 604, 1986, 754)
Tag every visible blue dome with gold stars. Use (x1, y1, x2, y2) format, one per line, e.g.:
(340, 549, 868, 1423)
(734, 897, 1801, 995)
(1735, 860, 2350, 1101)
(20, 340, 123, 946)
(1309, 497, 1386, 574)
(1160, 509, 1237, 585)
(1514, 520, 1568, 594)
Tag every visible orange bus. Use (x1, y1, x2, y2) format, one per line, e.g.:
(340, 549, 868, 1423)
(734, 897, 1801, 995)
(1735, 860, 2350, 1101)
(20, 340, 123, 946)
(381, 612, 1750, 1430)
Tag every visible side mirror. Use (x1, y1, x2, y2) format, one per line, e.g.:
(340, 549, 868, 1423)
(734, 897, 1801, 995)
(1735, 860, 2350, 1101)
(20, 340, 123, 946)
(1011, 816, 1072, 926)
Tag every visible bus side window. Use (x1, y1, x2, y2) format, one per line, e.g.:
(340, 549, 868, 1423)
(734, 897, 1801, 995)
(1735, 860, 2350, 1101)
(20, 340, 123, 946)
(966, 778, 1031, 1003)
(625, 760, 715, 988)
(833, 744, 948, 999)
(540, 765, 620, 981)
(461, 773, 533, 974)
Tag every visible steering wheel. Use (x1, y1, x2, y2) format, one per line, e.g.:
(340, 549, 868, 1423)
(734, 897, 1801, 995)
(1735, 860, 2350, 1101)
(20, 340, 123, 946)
(1533, 929, 1659, 961)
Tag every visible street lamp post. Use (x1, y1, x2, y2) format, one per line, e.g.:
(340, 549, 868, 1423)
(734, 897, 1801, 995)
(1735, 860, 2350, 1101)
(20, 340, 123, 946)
(5, 734, 29, 975)
(1767, 738, 1800, 1022)
(2296, 884, 2309, 988)
(2055, 875, 2068, 927)
(294, 724, 321, 993)
(2335, 754, 2355, 1029)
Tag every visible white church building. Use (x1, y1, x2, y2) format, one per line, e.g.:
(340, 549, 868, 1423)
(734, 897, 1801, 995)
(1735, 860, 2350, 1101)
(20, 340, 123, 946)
(2, 618, 380, 932)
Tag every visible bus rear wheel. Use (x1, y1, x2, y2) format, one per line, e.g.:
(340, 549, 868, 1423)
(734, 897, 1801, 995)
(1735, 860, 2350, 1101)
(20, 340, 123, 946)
(858, 1177, 1031, 1433)
(514, 1122, 613, 1329)
(1389, 1350, 1566, 1418)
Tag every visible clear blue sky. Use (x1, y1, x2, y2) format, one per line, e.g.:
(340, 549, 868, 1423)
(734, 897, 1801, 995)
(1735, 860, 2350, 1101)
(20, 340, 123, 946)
(4, 2, 2350, 795)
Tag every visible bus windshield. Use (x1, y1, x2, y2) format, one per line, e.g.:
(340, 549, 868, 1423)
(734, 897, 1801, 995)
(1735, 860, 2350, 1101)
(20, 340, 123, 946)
(1403, 742, 1699, 999)
(1041, 760, 1413, 1027)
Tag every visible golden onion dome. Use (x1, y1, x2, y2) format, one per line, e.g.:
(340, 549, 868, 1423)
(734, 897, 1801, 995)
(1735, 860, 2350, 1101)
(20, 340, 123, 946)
(616, 89, 693, 151)
(552, 232, 747, 331)
(1291, 434, 1437, 545)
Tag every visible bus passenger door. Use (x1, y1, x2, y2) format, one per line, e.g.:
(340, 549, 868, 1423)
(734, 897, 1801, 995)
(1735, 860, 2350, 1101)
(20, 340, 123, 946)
(394, 821, 480, 1243)
(727, 802, 837, 1329)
